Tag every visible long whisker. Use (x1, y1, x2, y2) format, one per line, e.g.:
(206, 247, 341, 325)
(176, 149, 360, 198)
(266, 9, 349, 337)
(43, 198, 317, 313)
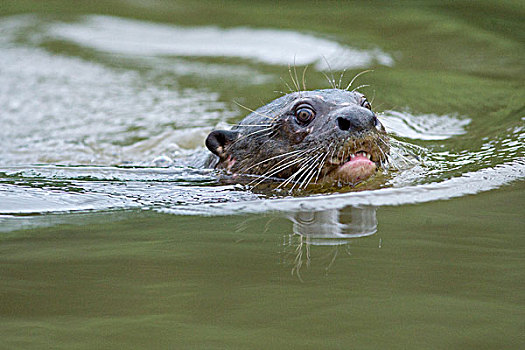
(299, 152, 327, 189)
(351, 84, 370, 92)
(302, 65, 309, 91)
(345, 69, 373, 90)
(370, 89, 376, 105)
(322, 56, 336, 89)
(277, 152, 322, 190)
(288, 64, 300, 92)
(230, 127, 273, 147)
(374, 138, 391, 168)
(241, 148, 308, 173)
(321, 70, 336, 89)
(280, 77, 295, 94)
(251, 156, 308, 187)
(275, 158, 311, 189)
(293, 153, 325, 190)
(377, 136, 415, 168)
(312, 146, 333, 185)
(337, 68, 347, 89)
(293, 57, 301, 95)
(379, 149, 392, 169)
(250, 147, 321, 186)
(236, 124, 272, 127)
(233, 100, 275, 120)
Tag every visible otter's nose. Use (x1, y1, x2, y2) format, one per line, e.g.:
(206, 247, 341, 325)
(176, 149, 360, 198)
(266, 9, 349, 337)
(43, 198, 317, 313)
(336, 107, 376, 132)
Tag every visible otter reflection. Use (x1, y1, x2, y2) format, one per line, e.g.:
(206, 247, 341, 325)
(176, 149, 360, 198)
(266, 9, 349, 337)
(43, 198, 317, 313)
(284, 206, 378, 279)
(289, 206, 377, 245)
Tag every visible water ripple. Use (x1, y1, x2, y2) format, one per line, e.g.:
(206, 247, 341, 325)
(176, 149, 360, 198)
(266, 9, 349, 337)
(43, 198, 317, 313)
(47, 15, 394, 70)
(0, 14, 523, 226)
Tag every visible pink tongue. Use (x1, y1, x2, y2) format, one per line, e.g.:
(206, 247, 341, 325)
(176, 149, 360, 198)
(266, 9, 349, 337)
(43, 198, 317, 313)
(335, 155, 376, 183)
(346, 154, 372, 165)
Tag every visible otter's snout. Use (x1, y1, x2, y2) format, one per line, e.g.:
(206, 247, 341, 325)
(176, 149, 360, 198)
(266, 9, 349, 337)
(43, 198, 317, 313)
(335, 107, 376, 132)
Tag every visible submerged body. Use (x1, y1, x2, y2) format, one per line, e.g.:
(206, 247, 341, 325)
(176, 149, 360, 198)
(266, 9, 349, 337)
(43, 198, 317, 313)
(205, 89, 389, 189)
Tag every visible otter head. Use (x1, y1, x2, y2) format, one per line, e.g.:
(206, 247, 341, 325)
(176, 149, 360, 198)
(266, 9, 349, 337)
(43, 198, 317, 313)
(205, 89, 389, 189)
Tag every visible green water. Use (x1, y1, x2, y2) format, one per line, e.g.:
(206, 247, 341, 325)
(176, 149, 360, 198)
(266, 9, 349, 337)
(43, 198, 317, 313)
(2, 183, 523, 349)
(1, 1, 524, 349)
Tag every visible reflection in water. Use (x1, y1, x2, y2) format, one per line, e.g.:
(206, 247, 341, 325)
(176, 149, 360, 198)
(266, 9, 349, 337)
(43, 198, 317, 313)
(289, 207, 377, 245)
(284, 206, 378, 280)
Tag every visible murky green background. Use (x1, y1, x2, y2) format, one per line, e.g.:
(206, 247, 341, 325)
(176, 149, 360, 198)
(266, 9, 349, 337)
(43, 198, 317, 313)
(1, 1, 524, 349)
(2, 183, 524, 349)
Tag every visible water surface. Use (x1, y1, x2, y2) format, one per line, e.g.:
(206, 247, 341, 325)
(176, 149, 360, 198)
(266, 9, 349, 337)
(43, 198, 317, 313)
(1, 1, 524, 349)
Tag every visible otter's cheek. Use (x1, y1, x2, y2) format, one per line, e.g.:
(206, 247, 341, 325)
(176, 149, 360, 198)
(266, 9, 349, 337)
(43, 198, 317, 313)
(333, 158, 377, 184)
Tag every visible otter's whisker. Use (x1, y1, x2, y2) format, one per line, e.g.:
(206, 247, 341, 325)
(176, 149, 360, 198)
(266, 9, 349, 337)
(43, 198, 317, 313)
(376, 136, 393, 155)
(345, 69, 373, 91)
(278, 153, 321, 190)
(329, 145, 337, 161)
(241, 148, 309, 173)
(230, 128, 273, 148)
(292, 58, 301, 95)
(280, 77, 296, 94)
(302, 65, 309, 91)
(375, 141, 391, 168)
(252, 156, 310, 187)
(370, 89, 376, 105)
(377, 136, 415, 169)
(288, 64, 300, 93)
(313, 147, 332, 185)
(251, 147, 320, 186)
(390, 148, 414, 167)
(335, 146, 342, 163)
(351, 84, 370, 92)
(322, 56, 336, 89)
(236, 124, 272, 127)
(277, 162, 310, 189)
(299, 160, 322, 189)
(321, 70, 336, 89)
(338, 68, 347, 90)
(235, 127, 272, 140)
(300, 152, 328, 189)
(233, 101, 275, 121)
(295, 153, 325, 190)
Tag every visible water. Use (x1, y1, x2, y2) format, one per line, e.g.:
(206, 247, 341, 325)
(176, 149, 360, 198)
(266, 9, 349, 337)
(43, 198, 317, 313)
(1, 1, 524, 348)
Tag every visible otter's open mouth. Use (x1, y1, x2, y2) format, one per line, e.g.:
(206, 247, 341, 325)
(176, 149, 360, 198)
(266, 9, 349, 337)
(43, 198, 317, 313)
(323, 135, 388, 186)
(329, 151, 377, 184)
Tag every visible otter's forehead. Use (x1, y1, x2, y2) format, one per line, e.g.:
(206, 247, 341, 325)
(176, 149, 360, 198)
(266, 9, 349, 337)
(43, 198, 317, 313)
(299, 89, 363, 103)
(269, 89, 363, 108)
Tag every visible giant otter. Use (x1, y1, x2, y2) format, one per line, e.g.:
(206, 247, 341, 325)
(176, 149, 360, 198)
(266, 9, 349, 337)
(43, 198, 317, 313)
(205, 88, 389, 189)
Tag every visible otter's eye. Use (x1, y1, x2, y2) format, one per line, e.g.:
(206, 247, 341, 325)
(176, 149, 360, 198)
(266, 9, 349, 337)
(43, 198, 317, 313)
(295, 105, 315, 124)
(361, 97, 372, 110)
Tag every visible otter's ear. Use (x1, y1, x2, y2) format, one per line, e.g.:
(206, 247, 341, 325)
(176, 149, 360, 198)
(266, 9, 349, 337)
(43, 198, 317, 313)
(205, 130, 239, 159)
